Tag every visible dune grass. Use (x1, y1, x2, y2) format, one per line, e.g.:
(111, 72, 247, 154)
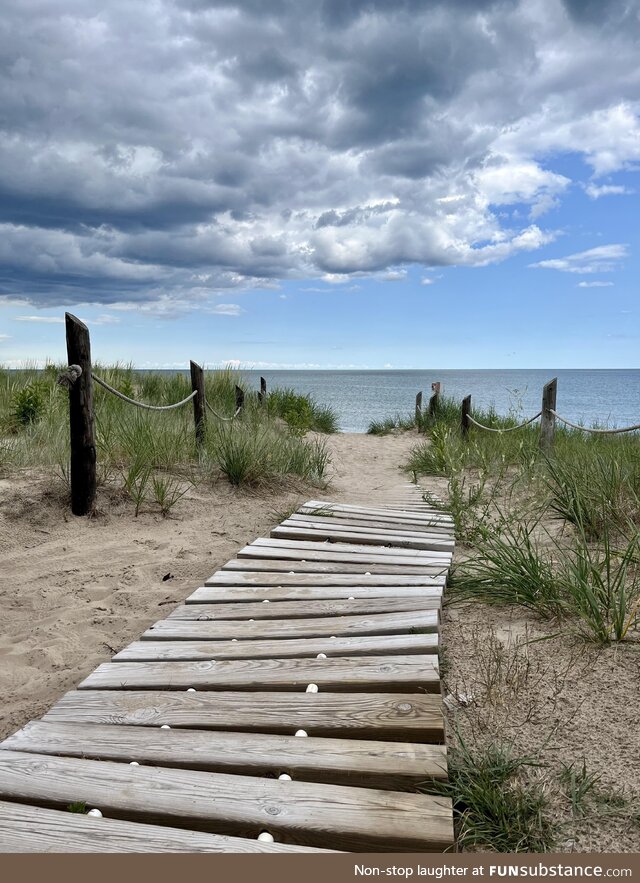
(405, 392, 640, 645)
(1, 364, 336, 511)
(428, 734, 555, 852)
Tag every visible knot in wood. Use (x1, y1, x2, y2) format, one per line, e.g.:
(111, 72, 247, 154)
(396, 702, 414, 714)
(265, 805, 281, 816)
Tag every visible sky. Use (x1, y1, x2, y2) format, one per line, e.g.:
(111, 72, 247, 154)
(0, 0, 638, 369)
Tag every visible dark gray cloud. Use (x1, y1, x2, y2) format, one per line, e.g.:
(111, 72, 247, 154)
(0, 0, 638, 308)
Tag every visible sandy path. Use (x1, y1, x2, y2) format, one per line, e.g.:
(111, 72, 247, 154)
(0, 432, 417, 741)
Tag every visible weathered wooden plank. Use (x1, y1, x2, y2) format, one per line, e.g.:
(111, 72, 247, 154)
(79, 655, 440, 693)
(284, 518, 454, 541)
(203, 571, 447, 590)
(290, 513, 454, 535)
(301, 501, 452, 524)
(0, 799, 331, 853)
(272, 525, 454, 553)
(143, 609, 439, 641)
(114, 633, 439, 662)
(246, 537, 452, 561)
(221, 559, 447, 576)
(2, 721, 447, 791)
(171, 595, 442, 620)
(238, 543, 451, 569)
(0, 751, 453, 851)
(44, 690, 445, 741)
(296, 513, 453, 536)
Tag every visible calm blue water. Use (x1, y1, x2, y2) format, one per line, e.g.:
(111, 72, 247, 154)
(237, 369, 640, 433)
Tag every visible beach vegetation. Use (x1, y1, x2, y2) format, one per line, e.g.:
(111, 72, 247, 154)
(0, 365, 337, 507)
(427, 734, 555, 852)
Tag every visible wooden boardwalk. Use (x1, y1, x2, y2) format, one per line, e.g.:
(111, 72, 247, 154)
(0, 485, 455, 853)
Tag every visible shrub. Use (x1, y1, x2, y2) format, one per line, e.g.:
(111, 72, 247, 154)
(11, 382, 45, 427)
(266, 387, 338, 434)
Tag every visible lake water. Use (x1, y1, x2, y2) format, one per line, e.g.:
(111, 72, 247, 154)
(238, 369, 640, 433)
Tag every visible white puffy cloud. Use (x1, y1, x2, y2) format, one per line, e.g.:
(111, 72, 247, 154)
(577, 280, 614, 287)
(0, 0, 637, 309)
(530, 244, 628, 274)
(584, 183, 632, 199)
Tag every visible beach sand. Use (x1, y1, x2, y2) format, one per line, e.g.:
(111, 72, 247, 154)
(0, 431, 418, 741)
(1, 429, 638, 852)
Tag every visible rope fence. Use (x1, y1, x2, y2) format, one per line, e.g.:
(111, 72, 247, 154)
(60, 313, 258, 515)
(92, 373, 197, 411)
(466, 411, 542, 434)
(205, 400, 242, 422)
(550, 410, 640, 435)
(450, 377, 640, 454)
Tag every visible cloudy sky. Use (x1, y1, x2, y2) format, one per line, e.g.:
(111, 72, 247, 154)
(0, 0, 638, 368)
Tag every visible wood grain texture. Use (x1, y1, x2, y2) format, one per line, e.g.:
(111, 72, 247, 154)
(195, 573, 445, 604)
(289, 513, 455, 535)
(171, 595, 442, 620)
(220, 558, 447, 575)
(43, 690, 445, 741)
(237, 544, 451, 570)
(79, 655, 440, 693)
(2, 721, 448, 789)
(143, 609, 439, 640)
(0, 799, 331, 853)
(271, 525, 454, 552)
(246, 537, 453, 562)
(114, 633, 439, 662)
(0, 751, 453, 851)
(301, 501, 453, 524)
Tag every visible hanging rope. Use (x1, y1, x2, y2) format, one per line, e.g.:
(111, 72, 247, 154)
(92, 373, 196, 411)
(550, 410, 640, 435)
(467, 411, 542, 433)
(205, 400, 242, 422)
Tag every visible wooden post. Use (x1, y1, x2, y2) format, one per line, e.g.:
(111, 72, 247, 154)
(190, 360, 206, 447)
(540, 378, 557, 452)
(65, 313, 96, 516)
(258, 376, 267, 404)
(235, 385, 245, 413)
(428, 382, 441, 418)
(461, 395, 471, 438)
(415, 391, 423, 424)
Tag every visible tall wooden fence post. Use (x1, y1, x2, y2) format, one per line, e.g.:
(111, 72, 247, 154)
(461, 395, 471, 438)
(235, 385, 245, 414)
(65, 313, 96, 516)
(415, 391, 423, 424)
(258, 376, 267, 404)
(429, 381, 441, 418)
(190, 361, 206, 447)
(540, 378, 557, 453)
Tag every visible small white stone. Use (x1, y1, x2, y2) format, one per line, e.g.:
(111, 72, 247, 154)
(294, 729, 308, 737)
(129, 761, 139, 766)
(262, 599, 270, 603)
(365, 572, 372, 576)
(87, 808, 103, 818)
(257, 831, 275, 842)
(187, 688, 196, 692)
(231, 639, 237, 642)
(300, 559, 306, 563)
(316, 653, 327, 659)
(249, 619, 255, 622)
(348, 596, 355, 600)
(289, 571, 295, 575)
(278, 773, 292, 781)
(330, 635, 336, 639)
(306, 683, 318, 693)
(160, 725, 171, 729)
